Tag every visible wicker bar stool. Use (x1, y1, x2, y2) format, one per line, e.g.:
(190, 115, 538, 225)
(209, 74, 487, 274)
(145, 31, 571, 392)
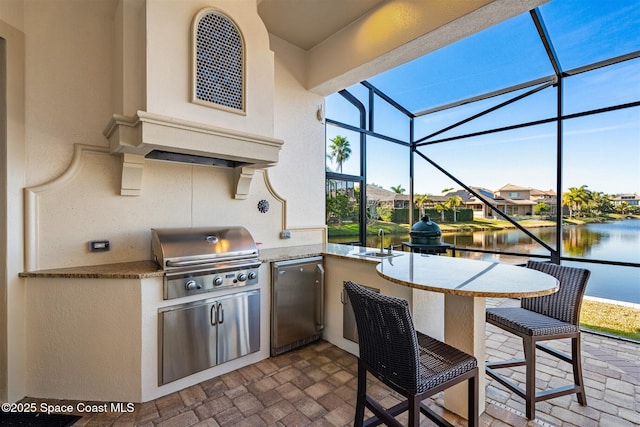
(485, 261, 591, 420)
(344, 280, 478, 427)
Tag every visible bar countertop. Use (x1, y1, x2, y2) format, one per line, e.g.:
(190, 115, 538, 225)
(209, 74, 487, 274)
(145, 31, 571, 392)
(376, 253, 559, 298)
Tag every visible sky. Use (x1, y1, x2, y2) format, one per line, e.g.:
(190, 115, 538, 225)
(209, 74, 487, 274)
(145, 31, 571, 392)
(325, 0, 640, 196)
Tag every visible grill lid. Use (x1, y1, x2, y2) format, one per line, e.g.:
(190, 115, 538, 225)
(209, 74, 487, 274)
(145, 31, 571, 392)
(152, 226, 259, 270)
(410, 216, 442, 245)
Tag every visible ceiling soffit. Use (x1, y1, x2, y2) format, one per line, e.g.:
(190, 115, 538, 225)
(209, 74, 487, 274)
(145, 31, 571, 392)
(258, 0, 385, 51)
(258, 0, 549, 95)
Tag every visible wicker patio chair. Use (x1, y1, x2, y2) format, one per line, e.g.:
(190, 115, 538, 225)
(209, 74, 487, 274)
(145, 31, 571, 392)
(485, 261, 591, 420)
(344, 280, 478, 427)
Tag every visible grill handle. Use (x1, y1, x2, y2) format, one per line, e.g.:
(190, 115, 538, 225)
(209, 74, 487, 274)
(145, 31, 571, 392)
(165, 252, 258, 268)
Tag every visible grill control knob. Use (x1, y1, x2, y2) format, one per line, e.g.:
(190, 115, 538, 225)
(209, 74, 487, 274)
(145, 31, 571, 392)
(213, 277, 223, 286)
(237, 273, 248, 282)
(185, 280, 198, 291)
(247, 271, 257, 280)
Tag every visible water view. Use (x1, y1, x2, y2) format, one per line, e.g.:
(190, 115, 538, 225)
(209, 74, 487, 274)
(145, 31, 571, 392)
(360, 219, 640, 304)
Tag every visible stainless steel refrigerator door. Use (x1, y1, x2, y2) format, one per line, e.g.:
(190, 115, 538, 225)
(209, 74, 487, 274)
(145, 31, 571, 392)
(272, 257, 323, 352)
(216, 289, 261, 364)
(159, 299, 217, 385)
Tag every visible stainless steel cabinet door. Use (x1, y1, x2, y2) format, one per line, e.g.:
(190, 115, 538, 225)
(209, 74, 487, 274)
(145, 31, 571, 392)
(160, 299, 217, 385)
(159, 289, 260, 385)
(217, 290, 261, 364)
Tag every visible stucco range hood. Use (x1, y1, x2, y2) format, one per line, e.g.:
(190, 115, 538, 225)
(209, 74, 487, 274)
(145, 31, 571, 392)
(103, 111, 284, 199)
(105, 1, 283, 199)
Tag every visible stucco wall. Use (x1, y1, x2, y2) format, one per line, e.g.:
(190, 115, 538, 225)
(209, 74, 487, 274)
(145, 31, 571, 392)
(15, 0, 325, 270)
(269, 34, 326, 230)
(26, 277, 143, 401)
(23, 0, 115, 187)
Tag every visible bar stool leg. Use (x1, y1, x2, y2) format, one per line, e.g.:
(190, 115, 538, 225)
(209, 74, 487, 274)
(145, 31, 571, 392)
(355, 361, 366, 427)
(524, 337, 536, 420)
(573, 336, 587, 406)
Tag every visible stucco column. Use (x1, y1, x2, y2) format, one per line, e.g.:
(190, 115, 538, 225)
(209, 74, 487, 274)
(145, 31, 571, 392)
(444, 294, 486, 417)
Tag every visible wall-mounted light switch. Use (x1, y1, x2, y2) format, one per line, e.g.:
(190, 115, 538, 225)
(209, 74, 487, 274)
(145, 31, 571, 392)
(89, 240, 110, 252)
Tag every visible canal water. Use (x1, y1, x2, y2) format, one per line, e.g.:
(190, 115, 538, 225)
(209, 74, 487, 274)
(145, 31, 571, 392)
(362, 219, 640, 304)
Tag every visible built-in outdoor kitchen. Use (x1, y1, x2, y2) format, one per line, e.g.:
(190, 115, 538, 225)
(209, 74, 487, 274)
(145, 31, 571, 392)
(20, 237, 429, 403)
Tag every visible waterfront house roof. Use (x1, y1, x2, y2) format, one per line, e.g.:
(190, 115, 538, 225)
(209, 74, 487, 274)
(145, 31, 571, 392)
(429, 195, 448, 203)
(530, 188, 557, 197)
(444, 187, 496, 203)
(366, 185, 399, 202)
(498, 183, 530, 191)
(612, 193, 639, 200)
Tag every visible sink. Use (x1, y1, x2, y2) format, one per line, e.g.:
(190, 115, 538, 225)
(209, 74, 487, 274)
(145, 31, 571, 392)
(358, 251, 402, 259)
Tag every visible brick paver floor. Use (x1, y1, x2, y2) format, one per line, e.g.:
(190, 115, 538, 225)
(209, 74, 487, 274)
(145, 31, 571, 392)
(19, 299, 640, 426)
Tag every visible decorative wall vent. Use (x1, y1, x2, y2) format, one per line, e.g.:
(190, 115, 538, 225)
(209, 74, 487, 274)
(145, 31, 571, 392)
(193, 9, 245, 113)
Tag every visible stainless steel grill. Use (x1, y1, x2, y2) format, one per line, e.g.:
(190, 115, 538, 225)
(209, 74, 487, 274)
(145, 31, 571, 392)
(152, 226, 260, 299)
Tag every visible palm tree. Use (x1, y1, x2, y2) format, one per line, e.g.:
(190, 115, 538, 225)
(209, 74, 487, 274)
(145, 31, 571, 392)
(446, 195, 463, 222)
(584, 191, 606, 217)
(328, 135, 351, 173)
(325, 153, 333, 172)
(562, 192, 576, 218)
(616, 201, 630, 215)
(390, 185, 405, 194)
(414, 194, 431, 217)
(434, 202, 447, 222)
(563, 185, 591, 218)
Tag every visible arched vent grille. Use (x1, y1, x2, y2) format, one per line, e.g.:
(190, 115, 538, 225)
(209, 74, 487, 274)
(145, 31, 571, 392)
(194, 12, 244, 111)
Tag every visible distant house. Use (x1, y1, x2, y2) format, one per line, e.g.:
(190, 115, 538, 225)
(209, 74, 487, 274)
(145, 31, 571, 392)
(367, 183, 562, 219)
(530, 188, 558, 216)
(366, 185, 411, 209)
(494, 184, 557, 217)
(442, 184, 558, 218)
(611, 194, 639, 206)
(442, 187, 497, 218)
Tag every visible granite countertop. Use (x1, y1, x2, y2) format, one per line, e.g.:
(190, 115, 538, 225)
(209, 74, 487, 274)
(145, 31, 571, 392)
(19, 260, 164, 279)
(20, 243, 391, 279)
(258, 244, 325, 263)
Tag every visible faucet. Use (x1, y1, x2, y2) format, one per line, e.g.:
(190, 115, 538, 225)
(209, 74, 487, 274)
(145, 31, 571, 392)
(378, 229, 385, 254)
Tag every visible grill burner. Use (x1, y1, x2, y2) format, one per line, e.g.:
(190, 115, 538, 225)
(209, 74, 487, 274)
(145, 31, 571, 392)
(152, 226, 260, 300)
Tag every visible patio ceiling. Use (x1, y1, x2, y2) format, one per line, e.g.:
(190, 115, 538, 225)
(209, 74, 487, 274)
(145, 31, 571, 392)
(257, 0, 386, 51)
(257, 0, 548, 95)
